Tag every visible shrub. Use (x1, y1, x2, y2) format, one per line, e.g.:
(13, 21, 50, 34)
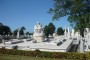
(52, 52, 62, 58)
(0, 48, 89, 60)
(85, 52, 90, 60)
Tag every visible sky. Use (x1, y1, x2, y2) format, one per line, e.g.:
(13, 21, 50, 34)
(0, 0, 71, 33)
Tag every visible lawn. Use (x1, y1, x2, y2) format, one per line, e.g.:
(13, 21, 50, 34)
(0, 54, 72, 60)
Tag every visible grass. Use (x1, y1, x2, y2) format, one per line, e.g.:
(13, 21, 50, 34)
(0, 54, 72, 60)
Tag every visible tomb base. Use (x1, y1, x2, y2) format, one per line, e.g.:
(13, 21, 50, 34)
(33, 36, 44, 42)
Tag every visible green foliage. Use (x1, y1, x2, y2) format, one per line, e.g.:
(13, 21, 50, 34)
(57, 27, 64, 35)
(0, 23, 11, 35)
(13, 26, 26, 36)
(49, 0, 90, 37)
(20, 27, 26, 36)
(34, 49, 42, 57)
(0, 48, 89, 60)
(0, 54, 62, 60)
(13, 29, 18, 36)
(85, 52, 90, 60)
(25, 32, 30, 35)
(44, 25, 50, 38)
(48, 23, 56, 35)
(44, 23, 55, 37)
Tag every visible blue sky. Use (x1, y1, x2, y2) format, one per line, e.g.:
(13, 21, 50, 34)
(0, 0, 71, 32)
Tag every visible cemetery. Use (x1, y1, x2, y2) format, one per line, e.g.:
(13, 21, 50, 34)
(0, 22, 90, 53)
(0, 0, 89, 60)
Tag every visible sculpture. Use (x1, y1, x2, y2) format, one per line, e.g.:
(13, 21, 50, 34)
(33, 22, 45, 42)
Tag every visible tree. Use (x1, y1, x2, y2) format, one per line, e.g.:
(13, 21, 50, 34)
(8, 32, 13, 36)
(25, 32, 32, 36)
(0, 23, 3, 35)
(13, 27, 26, 36)
(0, 23, 11, 35)
(19, 26, 26, 36)
(48, 23, 56, 35)
(0, 23, 3, 26)
(44, 25, 49, 38)
(57, 27, 64, 35)
(3, 26, 11, 35)
(13, 29, 18, 36)
(44, 23, 56, 38)
(26, 32, 30, 35)
(49, 0, 90, 37)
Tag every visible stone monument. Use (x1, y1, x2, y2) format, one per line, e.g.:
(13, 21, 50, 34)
(64, 28, 67, 37)
(17, 28, 20, 38)
(2, 39, 5, 45)
(71, 29, 75, 38)
(53, 32, 57, 38)
(84, 28, 90, 51)
(67, 27, 70, 39)
(64, 27, 70, 39)
(33, 22, 45, 42)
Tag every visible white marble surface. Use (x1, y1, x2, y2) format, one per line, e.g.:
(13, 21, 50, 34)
(0, 37, 73, 52)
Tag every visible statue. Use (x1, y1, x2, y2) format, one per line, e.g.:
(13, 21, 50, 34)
(17, 28, 20, 38)
(33, 22, 45, 42)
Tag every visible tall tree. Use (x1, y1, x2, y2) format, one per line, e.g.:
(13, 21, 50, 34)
(26, 32, 30, 36)
(0, 23, 3, 26)
(13, 29, 18, 36)
(49, 0, 90, 37)
(48, 23, 56, 35)
(44, 25, 49, 38)
(3, 26, 11, 35)
(57, 27, 64, 35)
(44, 23, 56, 37)
(0, 23, 3, 35)
(20, 26, 26, 35)
(0, 23, 11, 35)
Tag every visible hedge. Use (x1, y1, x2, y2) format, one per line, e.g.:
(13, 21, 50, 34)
(0, 48, 90, 60)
